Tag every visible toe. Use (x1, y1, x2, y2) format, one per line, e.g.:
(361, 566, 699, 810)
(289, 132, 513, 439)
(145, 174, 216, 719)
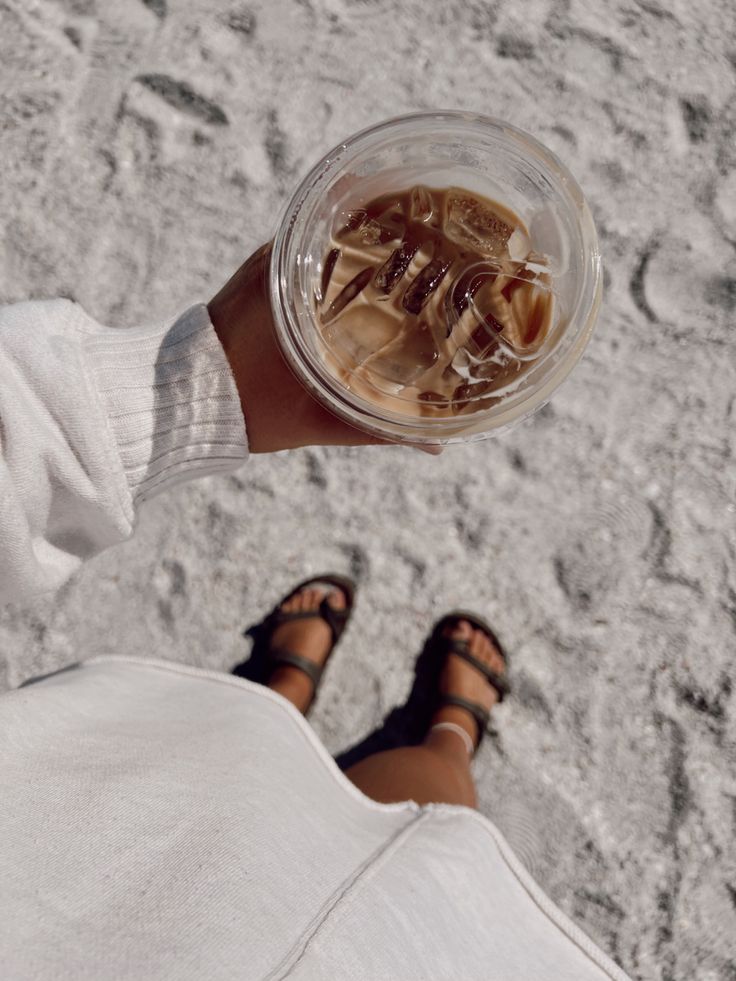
(469, 627, 491, 663)
(483, 634, 506, 674)
(445, 618, 473, 641)
(324, 586, 348, 611)
(301, 588, 319, 611)
(485, 633, 506, 675)
(279, 582, 350, 619)
(489, 646, 506, 676)
(281, 594, 299, 614)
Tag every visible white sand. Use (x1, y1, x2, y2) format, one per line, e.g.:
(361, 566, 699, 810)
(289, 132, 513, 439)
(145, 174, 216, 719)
(1, 1, 735, 977)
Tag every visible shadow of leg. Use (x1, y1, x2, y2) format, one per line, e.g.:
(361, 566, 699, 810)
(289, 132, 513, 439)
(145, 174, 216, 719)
(334, 629, 447, 771)
(231, 622, 273, 686)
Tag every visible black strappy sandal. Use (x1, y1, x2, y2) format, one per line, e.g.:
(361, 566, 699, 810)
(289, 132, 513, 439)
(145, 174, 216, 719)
(258, 573, 356, 711)
(430, 609, 510, 753)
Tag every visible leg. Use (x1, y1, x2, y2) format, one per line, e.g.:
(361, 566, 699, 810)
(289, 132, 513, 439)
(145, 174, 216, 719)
(345, 620, 506, 808)
(344, 731, 477, 808)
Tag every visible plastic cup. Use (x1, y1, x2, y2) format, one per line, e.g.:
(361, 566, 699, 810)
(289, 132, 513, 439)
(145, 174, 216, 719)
(270, 110, 602, 443)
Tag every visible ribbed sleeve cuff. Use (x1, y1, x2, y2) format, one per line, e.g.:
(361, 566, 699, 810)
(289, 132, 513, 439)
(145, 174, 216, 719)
(83, 304, 248, 504)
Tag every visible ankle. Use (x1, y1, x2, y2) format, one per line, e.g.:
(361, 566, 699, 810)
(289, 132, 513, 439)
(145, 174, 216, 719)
(268, 667, 313, 713)
(424, 705, 477, 767)
(429, 722, 474, 758)
(430, 705, 478, 747)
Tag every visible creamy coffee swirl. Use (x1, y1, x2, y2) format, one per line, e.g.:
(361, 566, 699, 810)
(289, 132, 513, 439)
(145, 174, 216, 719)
(314, 185, 555, 417)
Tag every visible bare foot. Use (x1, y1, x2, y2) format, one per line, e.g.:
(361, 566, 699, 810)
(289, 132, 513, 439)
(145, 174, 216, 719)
(431, 619, 507, 751)
(267, 584, 348, 714)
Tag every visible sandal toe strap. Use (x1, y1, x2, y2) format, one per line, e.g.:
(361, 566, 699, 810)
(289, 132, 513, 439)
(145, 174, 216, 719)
(266, 591, 349, 646)
(319, 597, 349, 643)
(268, 610, 326, 627)
(445, 639, 510, 701)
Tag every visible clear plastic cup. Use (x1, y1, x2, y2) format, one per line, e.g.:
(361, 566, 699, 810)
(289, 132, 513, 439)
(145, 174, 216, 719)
(270, 111, 602, 443)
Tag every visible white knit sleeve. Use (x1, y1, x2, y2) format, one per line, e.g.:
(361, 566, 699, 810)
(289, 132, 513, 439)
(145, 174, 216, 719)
(0, 299, 248, 605)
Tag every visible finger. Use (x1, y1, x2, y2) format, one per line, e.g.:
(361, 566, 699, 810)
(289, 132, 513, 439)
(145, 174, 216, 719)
(410, 443, 444, 456)
(308, 398, 444, 453)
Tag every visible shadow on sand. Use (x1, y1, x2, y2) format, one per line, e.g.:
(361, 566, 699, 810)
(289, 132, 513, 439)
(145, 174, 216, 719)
(231, 621, 449, 772)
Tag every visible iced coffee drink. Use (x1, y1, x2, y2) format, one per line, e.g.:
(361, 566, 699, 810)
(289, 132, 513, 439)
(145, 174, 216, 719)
(314, 185, 554, 417)
(271, 112, 601, 442)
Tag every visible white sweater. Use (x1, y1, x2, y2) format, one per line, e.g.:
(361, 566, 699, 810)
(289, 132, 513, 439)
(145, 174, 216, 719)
(0, 300, 628, 981)
(0, 299, 248, 606)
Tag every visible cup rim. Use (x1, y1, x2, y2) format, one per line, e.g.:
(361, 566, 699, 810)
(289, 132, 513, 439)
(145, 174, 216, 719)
(270, 109, 602, 442)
